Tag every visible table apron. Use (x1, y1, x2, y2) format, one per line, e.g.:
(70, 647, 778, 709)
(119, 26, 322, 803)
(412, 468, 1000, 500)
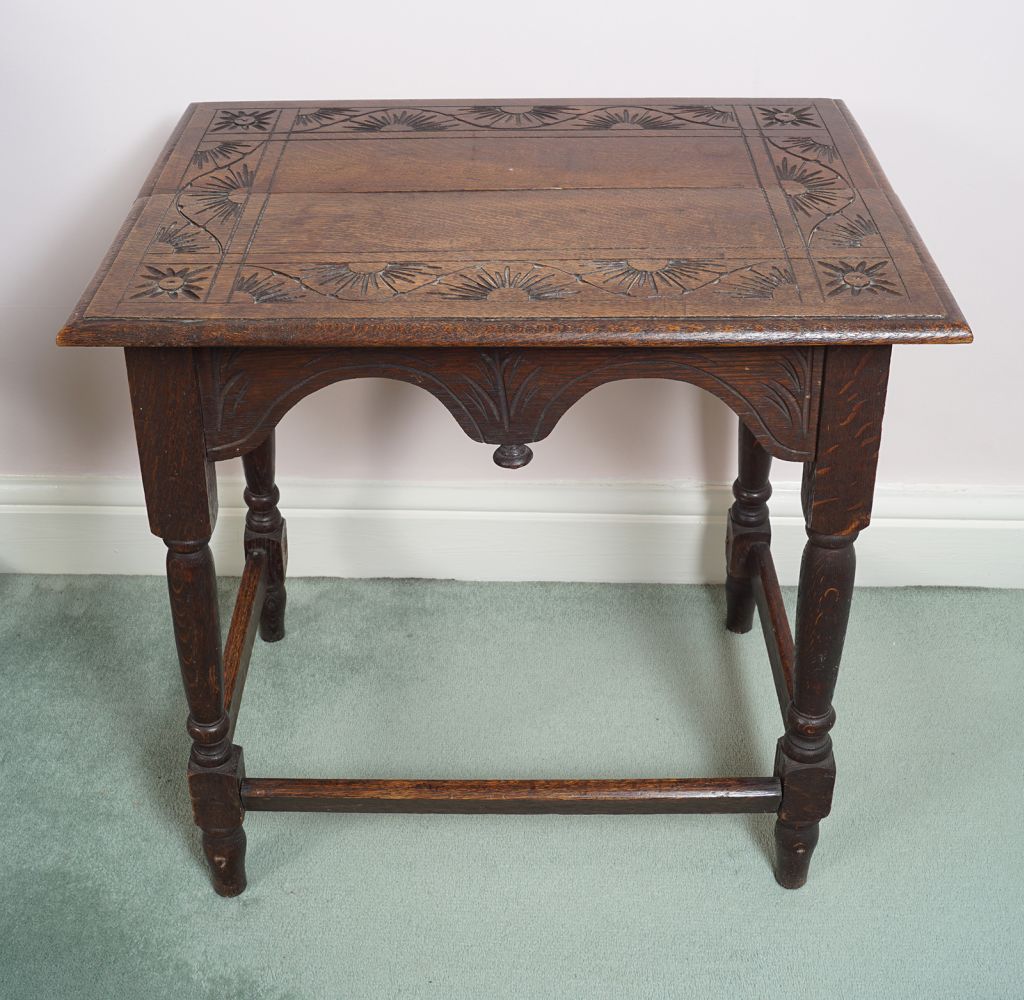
(194, 345, 824, 463)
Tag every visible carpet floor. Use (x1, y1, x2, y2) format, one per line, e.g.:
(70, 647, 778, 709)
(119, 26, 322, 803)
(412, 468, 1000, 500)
(0, 576, 1021, 999)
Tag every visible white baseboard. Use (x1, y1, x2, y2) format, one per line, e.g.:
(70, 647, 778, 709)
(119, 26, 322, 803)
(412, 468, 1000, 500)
(0, 475, 1021, 587)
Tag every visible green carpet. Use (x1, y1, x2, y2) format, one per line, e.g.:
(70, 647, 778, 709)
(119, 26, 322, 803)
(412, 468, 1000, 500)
(1, 576, 1021, 999)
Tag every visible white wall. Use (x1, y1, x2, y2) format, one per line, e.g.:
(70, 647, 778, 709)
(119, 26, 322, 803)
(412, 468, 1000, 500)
(1, 0, 1020, 494)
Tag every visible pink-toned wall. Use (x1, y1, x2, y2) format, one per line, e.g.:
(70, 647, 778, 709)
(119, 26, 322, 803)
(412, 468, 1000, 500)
(2, 1, 1018, 488)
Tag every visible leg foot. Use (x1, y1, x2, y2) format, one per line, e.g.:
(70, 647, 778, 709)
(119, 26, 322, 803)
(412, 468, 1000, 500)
(773, 820, 819, 889)
(188, 746, 248, 897)
(202, 828, 248, 897)
(259, 582, 287, 644)
(725, 573, 755, 633)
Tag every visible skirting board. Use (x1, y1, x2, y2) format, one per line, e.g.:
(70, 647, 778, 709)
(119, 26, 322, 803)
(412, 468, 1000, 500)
(0, 476, 1022, 587)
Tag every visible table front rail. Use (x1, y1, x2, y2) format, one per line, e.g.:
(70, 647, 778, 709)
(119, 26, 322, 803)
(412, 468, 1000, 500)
(194, 345, 824, 465)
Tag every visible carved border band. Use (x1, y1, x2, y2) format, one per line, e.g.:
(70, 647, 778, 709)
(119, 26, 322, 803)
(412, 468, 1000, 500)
(120, 102, 905, 309)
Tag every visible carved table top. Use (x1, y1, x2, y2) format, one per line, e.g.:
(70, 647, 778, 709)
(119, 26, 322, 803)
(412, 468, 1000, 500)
(58, 99, 970, 349)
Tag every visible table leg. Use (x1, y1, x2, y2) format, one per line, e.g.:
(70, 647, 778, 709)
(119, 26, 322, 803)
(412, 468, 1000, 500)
(167, 540, 247, 896)
(126, 347, 248, 897)
(725, 421, 772, 633)
(772, 528, 852, 887)
(243, 430, 288, 642)
(772, 346, 890, 888)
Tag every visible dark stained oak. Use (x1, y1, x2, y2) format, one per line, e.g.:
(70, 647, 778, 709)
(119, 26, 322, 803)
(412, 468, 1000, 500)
(125, 347, 247, 896)
(58, 99, 972, 896)
(772, 347, 891, 888)
(58, 100, 970, 349)
(223, 549, 267, 738)
(240, 777, 782, 814)
(725, 421, 773, 632)
(195, 345, 824, 463)
(750, 542, 795, 719)
(242, 432, 287, 642)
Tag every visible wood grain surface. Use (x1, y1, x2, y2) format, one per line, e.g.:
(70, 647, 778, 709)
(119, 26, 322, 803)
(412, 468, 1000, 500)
(239, 776, 783, 814)
(58, 99, 970, 348)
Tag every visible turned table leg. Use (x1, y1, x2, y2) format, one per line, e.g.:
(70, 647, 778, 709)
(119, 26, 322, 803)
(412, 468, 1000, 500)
(242, 430, 288, 642)
(167, 540, 248, 896)
(725, 420, 772, 633)
(126, 347, 248, 897)
(773, 528, 853, 887)
(772, 346, 890, 888)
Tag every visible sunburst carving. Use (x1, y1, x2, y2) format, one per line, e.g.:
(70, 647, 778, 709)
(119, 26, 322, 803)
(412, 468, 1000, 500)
(131, 265, 209, 300)
(581, 259, 723, 295)
(189, 164, 256, 226)
(234, 272, 302, 303)
(819, 260, 901, 297)
(153, 223, 207, 254)
(294, 107, 357, 129)
(757, 106, 820, 128)
(303, 262, 441, 297)
(775, 136, 837, 161)
(210, 109, 276, 132)
(671, 105, 737, 125)
(723, 265, 796, 300)
(820, 214, 880, 248)
(191, 141, 255, 169)
(577, 109, 682, 130)
(775, 158, 849, 216)
(459, 105, 578, 127)
(436, 265, 576, 301)
(343, 110, 454, 132)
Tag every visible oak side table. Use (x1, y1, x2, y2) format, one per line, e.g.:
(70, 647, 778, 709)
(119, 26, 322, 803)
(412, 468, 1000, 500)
(58, 100, 971, 896)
